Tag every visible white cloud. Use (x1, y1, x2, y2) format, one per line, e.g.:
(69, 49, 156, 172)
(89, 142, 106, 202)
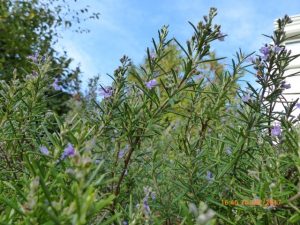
(55, 37, 99, 88)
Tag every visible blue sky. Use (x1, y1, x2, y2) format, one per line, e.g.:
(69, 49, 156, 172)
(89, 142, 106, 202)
(55, 0, 300, 88)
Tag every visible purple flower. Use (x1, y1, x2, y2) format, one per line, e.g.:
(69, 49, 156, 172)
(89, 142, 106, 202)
(40, 146, 49, 156)
(52, 78, 62, 91)
(217, 32, 226, 41)
(273, 45, 283, 54)
(144, 186, 156, 200)
(41, 55, 46, 63)
(99, 86, 113, 98)
(246, 56, 256, 63)
(281, 81, 291, 89)
(32, 70, 38, 77)
(242, 93, 251, 103)
(260, 45, 270, 60)
(143, 199, 151, 216)
(145, 79, 158, 89)
(118, 150, 125, 159)
(27, 52, 39, 63)
(118, 145, 129, 159)
(282, 83, 291, 89)
(226, 147, 232, 155)
(206, 170, 214, 182)
(296, 103, 300, 109)
(260, 45, 270, 55)
(61, 143, 75, 159)
(151, 192, 156, 200)
(122, 221, 128, 225)
(194, 75, 202, 80)
(188, 203, 198, 215)
(150, 51, 156, 60)
(271, 123, 282, 137)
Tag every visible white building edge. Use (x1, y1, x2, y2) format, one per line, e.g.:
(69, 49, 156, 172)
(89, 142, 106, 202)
(274, 15, 300, 114)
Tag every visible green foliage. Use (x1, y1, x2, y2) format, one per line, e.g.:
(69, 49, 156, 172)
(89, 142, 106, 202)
(0, 7, 300, 225)
(0, 58, 116, 224)
(0, 0, 99, 115)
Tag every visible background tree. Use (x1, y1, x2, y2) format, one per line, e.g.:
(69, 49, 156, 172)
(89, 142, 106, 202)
(0, 0, 99, 115)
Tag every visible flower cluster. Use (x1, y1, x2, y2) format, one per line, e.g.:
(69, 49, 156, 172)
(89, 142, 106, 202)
(137, 186, 156, 216)
(99, 86, 113, 98)
(271, 123, 281, 137)
(27, 52, 39, 63)
(39, 143, 75, 160)
(145, 79, 158, 90)
(52, 78, 62, 91)
(61, 143, 76, 160)
(242, 92, 252, 103)
(259, 44, 283, 61)
(27, 52, 46, 63)
(40, 146, 49, 156)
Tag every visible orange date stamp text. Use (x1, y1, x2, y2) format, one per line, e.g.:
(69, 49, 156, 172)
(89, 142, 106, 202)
(221, 199, 281, 207)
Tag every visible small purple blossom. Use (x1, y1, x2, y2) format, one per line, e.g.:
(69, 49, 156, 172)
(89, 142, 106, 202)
(41, 55, 46, 63)
(118, 150, 126, 159)
(143, 199, 151, 216)
(142, 188, 152, 215)
(151, 192, 156, 200)
(206, 170, 214, 182)
(246, 56, 256, 63)
(52, 78, 62, 91)
(138, 186, 156, 216)
(281, 81, 291, 89)
(32, 70, 38, 77)
(143, 186, 156, 201)
(260, 45, 270, 55)
(122, 221, 128, 225)
(273, 45, 283, 54)
(27, 52, 39, 63)
(282, 83, 291, 89)
(150, 51, 156, 60)
(118, 145, 128, 159)
(194, 75, 202, 80)
(137, 186, 156, 218)
(217, 32, 226, 41)
(39, 146, 49, 156)
(226, 147, 232, 155)
(188, 203, 198, 216)
(242, 93, 251, 103)
(145, 79, 158, 89)
(271, 123, 282, 137)
(296, 103, 300, 109)
(99, 86, 113, 98)
(260, 45, 270, 60)
(61, 143, 75, 159)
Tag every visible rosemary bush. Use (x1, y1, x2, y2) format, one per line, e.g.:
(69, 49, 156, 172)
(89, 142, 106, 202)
(0, 8, 300, 225)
